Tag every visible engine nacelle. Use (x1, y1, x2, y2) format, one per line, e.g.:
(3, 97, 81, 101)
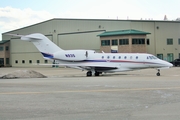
(53, 50, 91, 61)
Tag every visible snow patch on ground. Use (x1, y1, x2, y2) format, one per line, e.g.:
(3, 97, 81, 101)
(0, 70, 46, 79)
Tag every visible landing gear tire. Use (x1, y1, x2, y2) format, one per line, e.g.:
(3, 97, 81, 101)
(156, 69, 160, 76)
(95, 72, 100, 76)
(156, 72, 160, 76)
(86, 71, 92, 77)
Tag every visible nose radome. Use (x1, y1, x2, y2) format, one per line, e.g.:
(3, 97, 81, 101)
(169, 62, 173, 67)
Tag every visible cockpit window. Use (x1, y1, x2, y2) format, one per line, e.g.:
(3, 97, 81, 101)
(149, 56, 153, 59)
(149, 56, 157, 59)
(152, 56, 157, 59)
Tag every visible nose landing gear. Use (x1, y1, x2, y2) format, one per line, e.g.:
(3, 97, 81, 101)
(156, 69, 160, 76)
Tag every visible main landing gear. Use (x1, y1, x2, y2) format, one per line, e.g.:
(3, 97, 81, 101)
(156, 69, 160, 76)
(86, 71, 101, 77)
(86, 71, 92, 77)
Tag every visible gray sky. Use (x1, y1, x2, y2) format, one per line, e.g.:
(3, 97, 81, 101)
(0, 0, 180, 39)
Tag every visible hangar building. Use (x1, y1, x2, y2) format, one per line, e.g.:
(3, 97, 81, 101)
(1, 18, 180, 67)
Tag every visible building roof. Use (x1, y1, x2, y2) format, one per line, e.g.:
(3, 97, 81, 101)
(2, 18, 180, 35)
(0, 40, 10, 44)
(97, 29, 151, 37)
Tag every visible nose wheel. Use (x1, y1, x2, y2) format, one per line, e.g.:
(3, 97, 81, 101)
(156, 69, 160, 76)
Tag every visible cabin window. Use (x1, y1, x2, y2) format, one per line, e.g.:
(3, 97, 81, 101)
(119, 56, 121, 59)
(130, 56, 132, 59)
(15, 60, 18, 64)
(124, 56, 127, 59)
(136, 56, 138, 59)
(147, 56, 149, 59)
(102, 56, 104, 59)
(107, 56, 110, 59)
(113, 56, 115, 59)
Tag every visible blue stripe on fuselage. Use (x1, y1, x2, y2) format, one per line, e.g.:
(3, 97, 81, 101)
(41, 52, 53, 58)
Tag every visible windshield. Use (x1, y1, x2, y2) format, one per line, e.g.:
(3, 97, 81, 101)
(147, 55, 158, 60)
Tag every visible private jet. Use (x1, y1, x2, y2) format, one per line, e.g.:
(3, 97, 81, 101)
(7, 33, 173, 77)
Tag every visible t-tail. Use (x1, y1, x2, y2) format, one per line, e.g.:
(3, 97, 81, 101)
(20, 33, 64, 59)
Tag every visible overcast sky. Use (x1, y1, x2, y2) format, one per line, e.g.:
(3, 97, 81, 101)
(0, 0, 180, 39)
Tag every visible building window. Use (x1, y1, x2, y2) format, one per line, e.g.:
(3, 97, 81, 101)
(119, 39, 129, 45)
(167, 53, 173, 62)
(178, 39, 180, 45)
(132, 38, 145, 44)
(167, 38, 173, 45)
(37, 60, 40, 63)
(147, 39, 150, 45)
(101, 40, 110, 46)
(6, 58, 9, 65)
(15, 60, 18, 64)
(22, 60, 25, 64)
(0, 46, 3, 51)
(6, 46, 9, 51)
(44, 60, 48, 63)
(157, 54, 163, 60)
(29, 60, 32, 64)
(112, 39, 118, 46)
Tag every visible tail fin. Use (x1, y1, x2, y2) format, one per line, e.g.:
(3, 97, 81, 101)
(20, 33, 63, 54)
(6, 33, 63, 59)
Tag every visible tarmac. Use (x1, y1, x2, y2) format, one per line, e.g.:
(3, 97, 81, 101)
(0, 67, 180, 120)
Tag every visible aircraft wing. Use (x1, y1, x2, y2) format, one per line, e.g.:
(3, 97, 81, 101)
(34, 63, 118, 71)
(60, 63, 118, 70)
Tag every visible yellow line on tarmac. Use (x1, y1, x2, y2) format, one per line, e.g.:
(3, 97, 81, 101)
(1, 87, 180, 95)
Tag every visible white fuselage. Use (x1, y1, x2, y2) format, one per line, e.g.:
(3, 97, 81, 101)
(53, 51, 173, 73)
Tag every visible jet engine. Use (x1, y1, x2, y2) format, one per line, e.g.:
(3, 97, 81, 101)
(53, 50, 90, 61)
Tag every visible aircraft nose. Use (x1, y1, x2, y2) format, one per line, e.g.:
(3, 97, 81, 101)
(169, 62, 173, 67)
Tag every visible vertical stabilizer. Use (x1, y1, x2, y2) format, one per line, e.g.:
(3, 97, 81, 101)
(21, 33, 63, 54)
